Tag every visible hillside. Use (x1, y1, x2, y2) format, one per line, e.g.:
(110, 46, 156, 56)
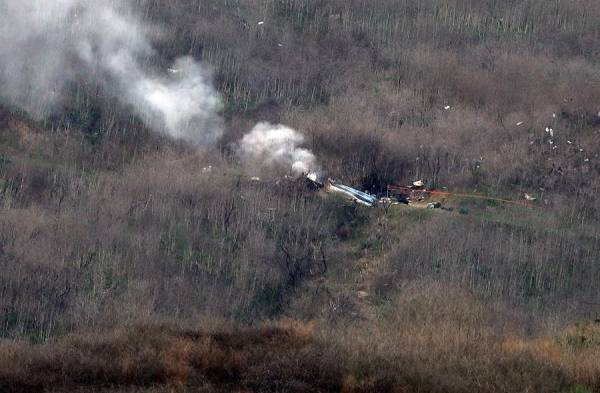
(0, 1, 599, 392)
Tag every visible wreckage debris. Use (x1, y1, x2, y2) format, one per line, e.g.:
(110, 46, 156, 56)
(304, 172, 324, 190)
(379, 197, 400, 205)
(327, 179, 378, 207)
(387, 184, 537, 209)
(286, 174, 540, 210)
(307, 172, 319, 183)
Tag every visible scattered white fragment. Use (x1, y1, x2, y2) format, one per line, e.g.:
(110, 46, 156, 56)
(379, 197, 398, 205)
(545, 127, 553, 133)
(584, 158, 590, 162)
(202, 165, 212, 173)
(516, 121, 524, 126)
(251, 176, 261, 181)
(444, 105, 451, 110)
(567, 140, 573, 144)
(413, 180, 424, 187)
(580, 148, 584, 152)
(552, 113, 557, 118)
(258, 21, 264, 25)
(524, 194, 537, 201)
(277, 43, 283, 47)
(549, 140, 554, 145)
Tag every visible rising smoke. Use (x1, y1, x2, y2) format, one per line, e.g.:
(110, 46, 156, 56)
(0, 0, 316, 174)
(0, 0, 222, 145)
(237, 122, 318, 176)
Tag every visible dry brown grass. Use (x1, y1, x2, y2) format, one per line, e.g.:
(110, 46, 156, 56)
(329, 282, 600, 393)
(1, 288, 599, 393)
(501, 323, 600, 389)
(0, 322, 339, 393)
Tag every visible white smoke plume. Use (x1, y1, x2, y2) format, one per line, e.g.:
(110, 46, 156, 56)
(238, 122, 318, 176)
(0, 1, 318, 173)
(0, 0, 222, 145)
